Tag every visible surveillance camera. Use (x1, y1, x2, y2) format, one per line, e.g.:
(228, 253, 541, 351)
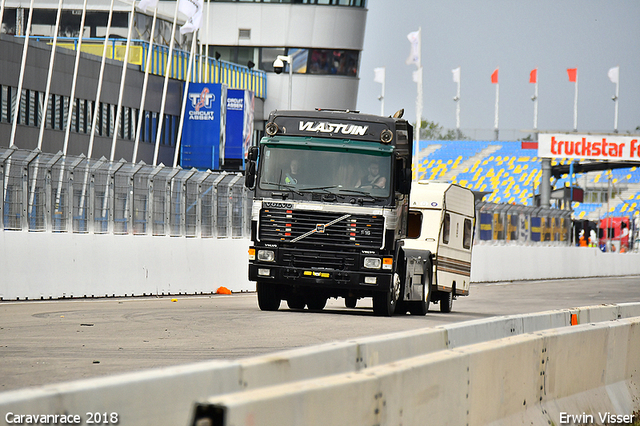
(273, 58, 284, 74)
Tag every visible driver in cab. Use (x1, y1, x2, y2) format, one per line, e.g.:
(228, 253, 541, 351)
(356, 161, 386, 189)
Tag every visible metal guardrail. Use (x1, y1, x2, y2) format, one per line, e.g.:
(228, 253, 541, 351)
(475, 201, 573, 246)
(0, 147, 249, 237)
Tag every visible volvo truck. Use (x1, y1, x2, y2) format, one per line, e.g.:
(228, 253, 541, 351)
(244, 109, 474, 316)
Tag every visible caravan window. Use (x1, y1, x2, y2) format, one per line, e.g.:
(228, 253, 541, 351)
(463, 218, 472, 249)
(442, 213, 450, 244)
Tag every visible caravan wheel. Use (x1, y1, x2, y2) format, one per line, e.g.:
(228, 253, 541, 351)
(439, 290, 453, 313)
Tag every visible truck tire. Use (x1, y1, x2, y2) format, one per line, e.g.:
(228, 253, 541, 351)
(307, 294, 327, 311)
(373, 274, 400, 316)
(345, 297, 357, 309)
(439, 290, 453, 313)
(287, 294, 306, 310)
(257, 282, 281, 311)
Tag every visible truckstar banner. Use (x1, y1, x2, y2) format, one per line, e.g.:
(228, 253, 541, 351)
(538, 133, 640, 161)
(181, 83, 226, 170)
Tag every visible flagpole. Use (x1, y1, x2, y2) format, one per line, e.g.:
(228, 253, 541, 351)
(573, 69, 578, 132)
(414, 27, 422, 178)
(133, 4, 158, 164)
(173, 31, 198, 168)
(153, 0, 181, 166)
(205, 0, 211, 82)
(9, 0, 35, 148)
(494, 80, 499, 140)
(79, 0, 115, 222)
(61, 0, 88, 157)
(455, 69, 460, 131)
(533, 76, 539, 134)
(613, 68, 619, 134)
(30, 0, 64, 216)
(57, 0, 88, 213)
(380, 75, 385, 117)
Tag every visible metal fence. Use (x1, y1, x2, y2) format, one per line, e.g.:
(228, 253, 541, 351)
(0, 147, 249, 237)
(2, 146, 576, 246)
(475, 201, 573, 246)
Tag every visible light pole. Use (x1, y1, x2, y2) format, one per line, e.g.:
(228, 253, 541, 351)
(273, 55, 293, 109)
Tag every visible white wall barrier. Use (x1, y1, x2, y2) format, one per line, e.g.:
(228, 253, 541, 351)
(1, 303, 639, 426)
(0, 232, 252, 300)
(2, 232, 640, 301)
(470, 245, 640, 282)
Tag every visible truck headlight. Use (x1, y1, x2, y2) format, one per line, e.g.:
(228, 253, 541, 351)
(363, 257, 382, 269)
(257, 249, 275, 262)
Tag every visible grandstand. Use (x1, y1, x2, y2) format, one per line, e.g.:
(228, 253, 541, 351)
(415, 140, 640, 221)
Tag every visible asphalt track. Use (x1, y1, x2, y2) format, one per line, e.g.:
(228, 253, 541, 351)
(1, 276, 639, 393)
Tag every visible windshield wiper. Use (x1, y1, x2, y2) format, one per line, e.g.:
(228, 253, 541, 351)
(299, 185, 346, 200)
(261, 181, 303, 196)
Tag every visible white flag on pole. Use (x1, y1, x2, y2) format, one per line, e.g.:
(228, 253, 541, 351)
(608, 66, 619, 84)
(179, 0, 204, 34)
(373, 67, 385, 84)
(452, 67, 460, 83)
(137, 0, 158, 13)
(406, 30, 420, 65)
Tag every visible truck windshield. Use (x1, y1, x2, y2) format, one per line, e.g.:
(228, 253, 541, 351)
(258, 144, 392, 199)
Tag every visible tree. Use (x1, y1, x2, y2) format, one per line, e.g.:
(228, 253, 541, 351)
(415, 119, 466, 140)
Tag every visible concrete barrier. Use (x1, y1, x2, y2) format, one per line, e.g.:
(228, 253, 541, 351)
(0, 232, 252, 300)
(470, 245, 640, 282)
(1, 303, 639, 426)
(2, 232, 640, 300)
(193, 318, 640, 426)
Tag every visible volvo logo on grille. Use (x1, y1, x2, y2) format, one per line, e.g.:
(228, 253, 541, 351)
(264, 202, 293, 209)
(316, 224, 326, 233)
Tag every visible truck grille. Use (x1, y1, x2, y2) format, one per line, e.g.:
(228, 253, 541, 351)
(259, 208, 384, 249)
(281, 249, 357, 270)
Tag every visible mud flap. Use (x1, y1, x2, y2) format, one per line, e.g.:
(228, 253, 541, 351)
(401, 248, 432, 302)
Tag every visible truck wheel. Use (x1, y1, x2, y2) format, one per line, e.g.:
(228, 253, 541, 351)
(257, 282, 281, 311)
(287, 295, 306, 310)
(373, 274, 400, 317)
(345, 297, 357, 309)
(307, 294, 327, 311)
(439, 290, 453, 313)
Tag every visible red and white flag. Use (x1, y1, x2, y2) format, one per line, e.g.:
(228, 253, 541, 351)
(529, 68, 537, 84)
(491, 68, 498, 84)
(567, 68, 577, 82)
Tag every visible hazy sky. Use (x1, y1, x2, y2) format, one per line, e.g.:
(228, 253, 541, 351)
(356, 0, 640, 140)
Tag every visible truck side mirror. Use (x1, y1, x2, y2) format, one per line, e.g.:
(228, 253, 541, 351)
(247, 146, 258, 161)
(400, 168, 412, 194)
(395, 158, 412, 194)
(245, 161, 256, 188)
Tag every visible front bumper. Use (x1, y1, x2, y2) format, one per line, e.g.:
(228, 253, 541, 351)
(248, 246, 392, 291)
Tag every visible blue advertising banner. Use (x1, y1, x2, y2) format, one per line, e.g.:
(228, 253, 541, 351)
(181, 83, 226, 170)
(224, 89, 255, 169)
(225, 89, 245, 163)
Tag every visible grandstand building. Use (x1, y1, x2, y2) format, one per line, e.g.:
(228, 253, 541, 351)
(0, 0, 367, 164)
